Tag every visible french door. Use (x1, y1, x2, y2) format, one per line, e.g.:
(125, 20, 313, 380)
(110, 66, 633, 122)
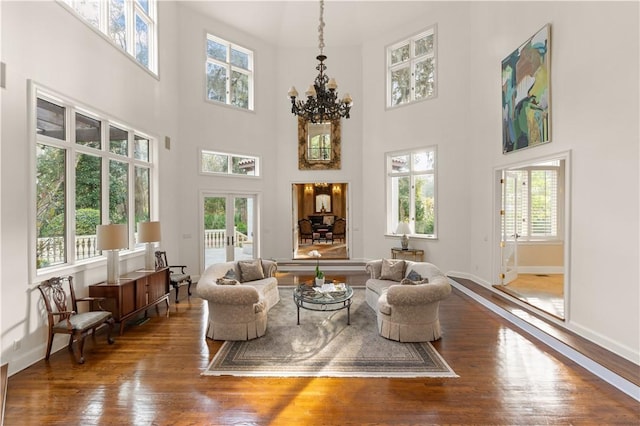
(500, 170, 519, 285)
(202, 193, 257, 270)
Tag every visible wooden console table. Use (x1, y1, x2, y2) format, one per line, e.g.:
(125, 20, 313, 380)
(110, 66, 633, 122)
(391, 247, 425, 262)
(89, 268, 170, 335)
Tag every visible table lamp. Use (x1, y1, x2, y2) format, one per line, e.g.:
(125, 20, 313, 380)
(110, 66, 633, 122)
(96, 224, 128, 283)
(395, 222, 412, 250)
(138, 221, 161, 270)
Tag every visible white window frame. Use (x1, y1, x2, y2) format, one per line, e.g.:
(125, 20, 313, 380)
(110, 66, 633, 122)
(30, 82, 157, 279)
(199, 149, 260, 178)
(386, 25, 437, 108)
(205, 33, 254, 111)
(504, 161, 563, 242)
(58, 0, 158, 75)
(386, 147, 438, 239)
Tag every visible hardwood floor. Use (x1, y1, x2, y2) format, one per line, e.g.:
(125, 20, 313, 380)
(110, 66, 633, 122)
(495, 273, 565, 319)
(295, 242, 348, 260)
(4, 271, 639, 425)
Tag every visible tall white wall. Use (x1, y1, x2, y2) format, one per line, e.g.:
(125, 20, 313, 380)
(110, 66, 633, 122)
(464, 1, 639, 362)
(361, 0, 639, 363)
(361, 1, 472, 273)
(0, 0, 180, 374)
(174, 5, 364, 269)
(274, 44, 364, 261)
(173, 6, 279, 272)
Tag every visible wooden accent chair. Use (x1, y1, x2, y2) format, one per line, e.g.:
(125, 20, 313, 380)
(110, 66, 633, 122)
(37, 276, 115, 364)
(329, 217, 346, 243)
(298, 219, 314, 244)
(155, 251, 192, 303)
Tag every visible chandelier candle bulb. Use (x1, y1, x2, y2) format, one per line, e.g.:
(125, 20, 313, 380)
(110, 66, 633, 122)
(288, 87, 298, 98)
(306, 85, 316, 97)
(328, 78, 337, 90)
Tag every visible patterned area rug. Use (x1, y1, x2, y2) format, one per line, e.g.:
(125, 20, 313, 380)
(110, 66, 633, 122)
(203, 287, 457, 378)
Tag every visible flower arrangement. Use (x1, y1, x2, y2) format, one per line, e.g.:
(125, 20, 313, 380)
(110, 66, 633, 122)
(308, 250, 324, 279)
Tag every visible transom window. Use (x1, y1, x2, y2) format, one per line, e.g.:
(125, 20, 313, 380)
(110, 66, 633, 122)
(200, 150, 260, 177)
(206, 34, 254, 110)
(386, 147, 437, 238)
(60, 0, 157, 74)
(33, 85, 155, 273)
(386, 26, 437, 108)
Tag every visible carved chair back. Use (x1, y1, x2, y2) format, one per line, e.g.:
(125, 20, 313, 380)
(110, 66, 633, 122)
(298, 219, 313, 236)
(38, 276, 78, 322)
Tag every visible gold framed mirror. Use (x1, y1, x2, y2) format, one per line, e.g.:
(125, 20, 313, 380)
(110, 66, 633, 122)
(298, 117, 341, 170)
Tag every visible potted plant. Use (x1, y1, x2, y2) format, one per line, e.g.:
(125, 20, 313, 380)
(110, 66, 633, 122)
(309, 250, 324, 286)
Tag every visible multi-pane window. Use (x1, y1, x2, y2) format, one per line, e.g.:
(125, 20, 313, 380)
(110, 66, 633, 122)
(386, 147, 437, 238)
(61, 0, 157, 74)
(34, 87, 154, 272)
(387, 26, 437, 108)
(503, 161, 561, 241)
(206, 34, 254, 110)
(200, 150, 260, 177)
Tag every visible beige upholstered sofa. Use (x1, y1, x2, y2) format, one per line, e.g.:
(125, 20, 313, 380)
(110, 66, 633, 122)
(197, 259, 280, 341)
(365, 259, 452, 342)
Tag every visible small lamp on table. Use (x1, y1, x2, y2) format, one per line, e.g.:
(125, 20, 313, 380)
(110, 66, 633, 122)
(96, 224, 129, 284)
(395, 222, 412, 250)
(138, 221, 161, 270)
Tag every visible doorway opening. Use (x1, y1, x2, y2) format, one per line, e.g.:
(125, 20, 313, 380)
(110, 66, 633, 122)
(292, 183, 348, 260)
(494, 152, 570, 320)
(201, 192, 257, 271)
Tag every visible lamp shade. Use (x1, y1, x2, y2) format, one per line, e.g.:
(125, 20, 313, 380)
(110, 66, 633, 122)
(138, 221, 161, 243)
(96, 224, 128, 251)
(395, 222, 412, 235)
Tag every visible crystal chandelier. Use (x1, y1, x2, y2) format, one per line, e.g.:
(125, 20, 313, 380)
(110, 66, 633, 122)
(287, 0, 352, 124)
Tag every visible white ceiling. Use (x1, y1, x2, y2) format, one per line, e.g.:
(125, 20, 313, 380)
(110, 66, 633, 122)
(180, 1, 438, 48)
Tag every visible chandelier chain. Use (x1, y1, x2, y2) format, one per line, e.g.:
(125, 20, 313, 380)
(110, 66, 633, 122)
(318, 0, 325, 54)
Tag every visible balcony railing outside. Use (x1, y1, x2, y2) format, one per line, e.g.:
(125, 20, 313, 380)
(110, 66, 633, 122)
(37, 229, 250, 268)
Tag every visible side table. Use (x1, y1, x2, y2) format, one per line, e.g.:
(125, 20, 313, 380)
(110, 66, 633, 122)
(391, 247, 425, 262)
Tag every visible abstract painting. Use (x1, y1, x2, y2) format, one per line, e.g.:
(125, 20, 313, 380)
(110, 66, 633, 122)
(502, 24, 550, 154)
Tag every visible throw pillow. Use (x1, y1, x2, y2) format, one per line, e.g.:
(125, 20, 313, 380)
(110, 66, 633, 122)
(406, 269, 422, 281)
(216, 277, 239, 286)
(380, 258, 405, 282)
(238, 258, 265, 282)
(224, 268, 238, 280)
(400, 277, 429, 285)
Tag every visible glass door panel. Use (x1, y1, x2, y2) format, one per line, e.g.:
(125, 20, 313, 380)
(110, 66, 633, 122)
(203, 196, 228, 269)
(233, 195, 255, 263)
(203, 194, 256, 270)
(501, 171, 518, 284)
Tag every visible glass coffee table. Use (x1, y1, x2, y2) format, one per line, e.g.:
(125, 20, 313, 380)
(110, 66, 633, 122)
(293, 282, 354, 325)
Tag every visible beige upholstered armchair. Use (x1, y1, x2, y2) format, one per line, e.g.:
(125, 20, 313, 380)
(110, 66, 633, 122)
(365, 260, 452, 342)
(197, 259, 279, 341)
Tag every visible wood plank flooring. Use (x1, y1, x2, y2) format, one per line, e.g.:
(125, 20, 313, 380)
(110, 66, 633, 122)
(4, 271, 639, 425)
(495, 273, 565, 319)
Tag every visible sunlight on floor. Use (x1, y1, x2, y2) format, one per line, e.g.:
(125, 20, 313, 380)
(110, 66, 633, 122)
(496, 274, 564, 319)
